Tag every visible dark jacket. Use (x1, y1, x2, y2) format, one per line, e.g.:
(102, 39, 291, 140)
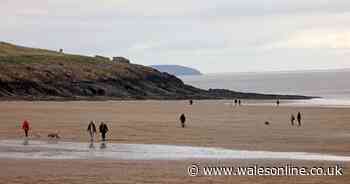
(99, 123, 109, 134)
(87, 122, 97, 133)
(297, 113, 301, 120)
(180, 114, 186, 123)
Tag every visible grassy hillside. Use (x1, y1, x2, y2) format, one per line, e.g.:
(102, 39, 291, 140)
(0, 42, 205, 100)
(0, 42, 62, 57)
(0, 42, 165, 81)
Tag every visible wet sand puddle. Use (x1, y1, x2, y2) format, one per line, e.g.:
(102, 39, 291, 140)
(0, 140, 349, 161)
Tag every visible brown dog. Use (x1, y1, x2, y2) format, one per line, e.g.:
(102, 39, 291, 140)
(48, 133, 60, 139)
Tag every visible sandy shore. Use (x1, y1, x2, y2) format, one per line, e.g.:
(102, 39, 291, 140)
(0, 100, 349, 183)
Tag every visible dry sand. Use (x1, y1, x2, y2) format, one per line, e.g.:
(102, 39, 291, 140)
(0, 100, 349, 183)
(1, 159, 349, 184)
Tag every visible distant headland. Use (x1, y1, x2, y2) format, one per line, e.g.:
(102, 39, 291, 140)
(150, 65, 202, 76)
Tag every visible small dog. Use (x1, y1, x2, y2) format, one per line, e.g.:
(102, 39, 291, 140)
(48, 133, 60, 139)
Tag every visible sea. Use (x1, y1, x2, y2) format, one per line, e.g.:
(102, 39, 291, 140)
(180, 69, 350, 107)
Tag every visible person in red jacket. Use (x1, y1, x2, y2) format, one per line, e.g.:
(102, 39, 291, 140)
(22, 120, 30, 137)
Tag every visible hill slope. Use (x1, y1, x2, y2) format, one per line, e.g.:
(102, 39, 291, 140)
(0, 42, 61, 57)
(150, 65, 202, 76)
(0, 42, 313, 100)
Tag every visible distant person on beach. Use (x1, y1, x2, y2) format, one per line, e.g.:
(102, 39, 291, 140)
(290, 114, 295, 126)
(297, 112, 302, 126)
(238, 100, 242, 106)
(22, 120, 30, 137)
(234, 99, 238, 106)
(277, 99, 280, 106)
(87, 121, 97, 141)
(180, 114, 186, 128)
(99, 122, 109, 141)
(189, 99, 193, 105)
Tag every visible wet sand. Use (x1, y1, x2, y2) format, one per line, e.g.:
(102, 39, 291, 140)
(0, 100, 350, 183)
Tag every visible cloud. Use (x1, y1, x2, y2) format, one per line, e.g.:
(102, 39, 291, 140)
(268, 30, 350, 49)
(0, 0, 48, 16)
(4, 0, 350, 18)
(1, 0, 350, 72)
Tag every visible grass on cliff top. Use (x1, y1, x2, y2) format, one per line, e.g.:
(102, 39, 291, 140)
(0, 42, 110, 64)
(0, 54, 104, 64)
(0, 42, 62, 57)
(0, 41, 161, 80)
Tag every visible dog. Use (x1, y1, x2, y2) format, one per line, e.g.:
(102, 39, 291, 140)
(48, 132, 60, 139)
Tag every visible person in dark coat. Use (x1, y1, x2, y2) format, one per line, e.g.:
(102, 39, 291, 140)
(189, 100, 193, 105)
(276, 99, 280, 106)
(87, 121, 97, 141)
(297, 112, 302, 126)
(99, 122, 109, 141)
(180, 114, 186, 128)
(290, 114, 295, 126)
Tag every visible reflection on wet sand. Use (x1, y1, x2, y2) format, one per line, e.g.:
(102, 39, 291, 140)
(1, 140, 350, 161)
(100, 142, 107, 149)
(89, 141, 95, 149)
(22, 138, 29, 146)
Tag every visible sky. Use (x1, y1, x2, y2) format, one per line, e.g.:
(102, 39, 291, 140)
(1, 0, 350, 73)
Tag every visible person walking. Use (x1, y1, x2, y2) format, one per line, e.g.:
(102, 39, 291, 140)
(290, 114, 295, 126)
(180, 114, 186, 128)
(234, 99, 238, 106)
(22, 120, 30, 137)
(238, 100, 242, 106)
(276, 99, 280, 106)
(99, 122, 109, 141)
(87, 121, 97, 141)
(297, 112, 302, 126)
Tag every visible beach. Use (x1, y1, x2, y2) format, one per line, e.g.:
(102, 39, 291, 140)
(3, 0, 350, 183)
(0, 100, 349, 183)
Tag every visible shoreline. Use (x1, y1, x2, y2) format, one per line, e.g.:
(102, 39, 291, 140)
(3, 98, 350, 109)
(0, 95, 316, 102)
